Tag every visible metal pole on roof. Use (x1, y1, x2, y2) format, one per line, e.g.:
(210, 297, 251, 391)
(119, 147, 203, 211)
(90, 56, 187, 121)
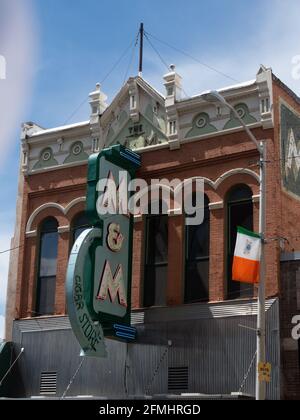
(138, 23, 144, 77)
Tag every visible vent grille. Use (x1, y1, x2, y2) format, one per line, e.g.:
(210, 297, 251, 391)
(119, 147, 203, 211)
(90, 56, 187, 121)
(131, 311, 145, 325)
(40, 372, 57, 395)
(168, 367, 189, 392)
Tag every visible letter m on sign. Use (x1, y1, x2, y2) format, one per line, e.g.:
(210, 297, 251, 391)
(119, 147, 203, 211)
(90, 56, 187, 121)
(96, 261, 127, 307)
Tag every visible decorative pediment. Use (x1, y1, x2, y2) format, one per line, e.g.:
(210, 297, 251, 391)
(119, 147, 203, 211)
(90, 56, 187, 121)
(102, 77, 168, 150)
(105, 113, 167, 150)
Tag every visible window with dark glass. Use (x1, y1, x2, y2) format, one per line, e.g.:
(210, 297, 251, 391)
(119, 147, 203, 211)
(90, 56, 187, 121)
(185, 194, 210, 303)
(71, 212, 91, 246)
(227, 185, 254, 300)
(36, 218, 58, 316)
(143, 202, 168, 308)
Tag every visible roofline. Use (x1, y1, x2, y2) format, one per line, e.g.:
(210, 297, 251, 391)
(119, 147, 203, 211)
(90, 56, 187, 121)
(272, 72, 300, 106)
(178, 80, 257, 103)
(26, 120, 90, 139)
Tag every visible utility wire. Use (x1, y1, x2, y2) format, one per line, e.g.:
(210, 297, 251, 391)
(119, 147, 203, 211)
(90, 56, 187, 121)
(123, 31, 140, 85)
(0, 244, 23, 255)
(144, 32, 170, 72)
(145, 30, 239, 83)
(100, 37, 137, 86)
(63, 36, 137, 125)
(63, 97, 89, 126)
(144, 32, 190, 98)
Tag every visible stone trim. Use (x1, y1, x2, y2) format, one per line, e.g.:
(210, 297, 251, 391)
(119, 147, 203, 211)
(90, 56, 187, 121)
(252, 194, 260, 203)
(25, 230, 37, 238)
(26, 197, 86, 234)
(58, 225, 70, 234)
(209, 201, 224, 211)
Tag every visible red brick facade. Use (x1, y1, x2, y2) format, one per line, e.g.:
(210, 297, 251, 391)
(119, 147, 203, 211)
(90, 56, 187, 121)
(6, 73, 300, 399)
(13, 126, 274, 318)
(11, 79, 300, 323)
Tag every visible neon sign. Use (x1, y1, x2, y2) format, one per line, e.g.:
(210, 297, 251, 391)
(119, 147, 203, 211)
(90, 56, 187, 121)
(66, 145, 141, 357)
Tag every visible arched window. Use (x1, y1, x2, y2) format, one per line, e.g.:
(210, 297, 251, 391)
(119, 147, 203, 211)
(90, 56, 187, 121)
(71, 212, 91, 246)
(143, 201, 168, 307)
(227, 185, 254, 300)
(36, 217, 58, 316)
(185, 193, 210, 303)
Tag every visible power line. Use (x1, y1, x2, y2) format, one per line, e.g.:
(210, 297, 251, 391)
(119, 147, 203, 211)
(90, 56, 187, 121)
(0, 244, 23, 255)
(63, 36, 138, 125)
(123, 31, 140, 85)
(144, 32, 170, 72)
(100, 37, 137, 86)
(145, 30, 239, 83)
(144, 32, 190, 98)
(63, 96, 89, 126)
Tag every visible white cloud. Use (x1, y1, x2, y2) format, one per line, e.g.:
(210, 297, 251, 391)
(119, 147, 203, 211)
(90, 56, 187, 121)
(0, 315, 4, 340)
(0, 1, 37, 166)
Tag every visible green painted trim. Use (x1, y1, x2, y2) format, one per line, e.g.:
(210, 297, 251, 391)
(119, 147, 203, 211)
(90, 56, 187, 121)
(67, 144, 141, 353)
(224, 103, 257, 130)
(64, 141, 89, 164)
(66, 228, 107, 357)
(33, 147, 58, 170)
(106, 114, 168, 150)
(86, 144, 141, 225)
(237, 226, 260, 239)
(185, 112, 217, 139)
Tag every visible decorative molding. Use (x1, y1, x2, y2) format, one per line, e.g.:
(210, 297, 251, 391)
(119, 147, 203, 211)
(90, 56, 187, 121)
(185, 168, 259, 191)
(169, 138, 181, 150)
(26, 197, 86, 234)
(25, 230, 37, 238)
(167, 208, 182, 217)
(209, 201, 224, 210)
(58, 225, 70, 234)
(134, 214, 143, 223)
(28, 159, 88, 176)
(281, 252, 300, 262)
(252, 194, 260, 203)
(181, 121, 263, 146)
(64, 197, 86, 214)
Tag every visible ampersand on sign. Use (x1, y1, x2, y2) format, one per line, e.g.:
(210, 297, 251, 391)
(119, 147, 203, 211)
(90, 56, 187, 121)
(106, 223, 124, 252)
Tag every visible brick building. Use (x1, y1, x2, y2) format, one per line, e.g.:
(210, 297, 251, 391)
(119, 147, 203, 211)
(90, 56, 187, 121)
(1, 65, 300, 399)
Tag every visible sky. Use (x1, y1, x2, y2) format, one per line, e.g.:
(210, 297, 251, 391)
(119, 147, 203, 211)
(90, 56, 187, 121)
(1, 0, 300, 339)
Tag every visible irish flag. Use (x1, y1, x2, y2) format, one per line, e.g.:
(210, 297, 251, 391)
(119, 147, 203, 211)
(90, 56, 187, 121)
(232, 227, 261, 284)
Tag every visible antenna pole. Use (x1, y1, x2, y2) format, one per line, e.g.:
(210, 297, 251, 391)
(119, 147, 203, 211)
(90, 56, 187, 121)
(138, 23, 144, 77)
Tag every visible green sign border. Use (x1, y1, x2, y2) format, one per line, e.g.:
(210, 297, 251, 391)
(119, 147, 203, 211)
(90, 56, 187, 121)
(66, 145, 141, 356)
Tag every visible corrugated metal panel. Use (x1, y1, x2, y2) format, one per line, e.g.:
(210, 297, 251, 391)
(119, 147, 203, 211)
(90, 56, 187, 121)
(142, 299, 276, 324)
(14, 298, 276, 333)
(10, 299, 280, 400)
(16, 317, 71, 333)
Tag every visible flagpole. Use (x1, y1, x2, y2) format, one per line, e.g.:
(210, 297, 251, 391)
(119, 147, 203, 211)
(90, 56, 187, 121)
(201, 90, 267, 400)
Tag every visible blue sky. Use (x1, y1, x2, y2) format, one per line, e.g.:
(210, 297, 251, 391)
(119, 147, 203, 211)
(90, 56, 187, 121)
(1, 0, 300, 337)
